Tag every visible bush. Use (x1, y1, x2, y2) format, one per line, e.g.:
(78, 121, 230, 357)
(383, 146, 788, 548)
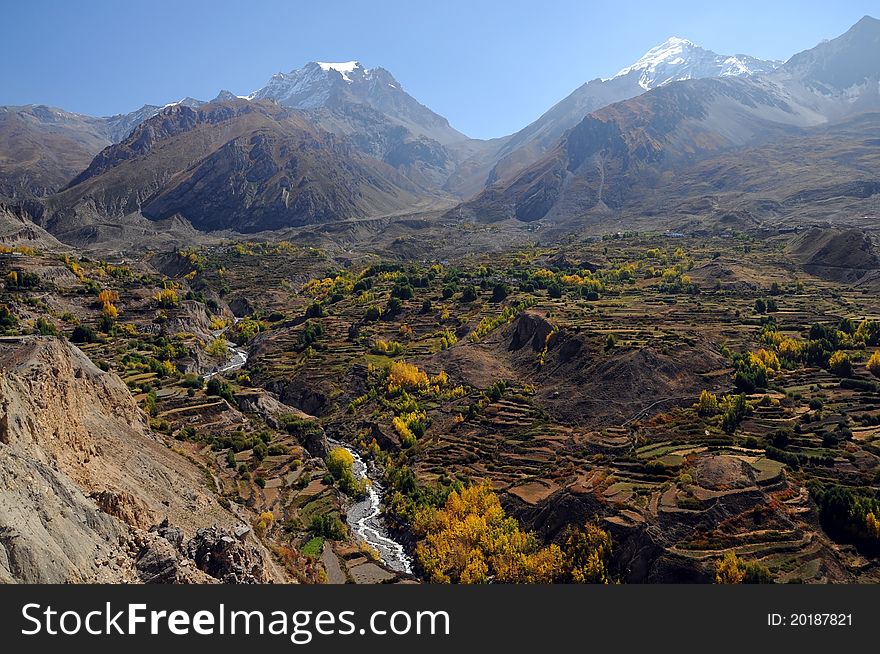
(305, 302, 325, 318)
(34, 317, 58, 336)
(460, 286, 478, 303)
(491, 283, 510, 303)
(70, 325, 97, 343)
(206, 377, 235, 404)
(385, 297, 403, 317)
(0, 304, 17, 331)
(363, 306, 381, 322)
(391, 283, 414, 300)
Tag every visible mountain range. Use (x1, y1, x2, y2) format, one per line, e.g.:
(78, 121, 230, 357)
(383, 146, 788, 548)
(462, 15, 880, 227)
(1, 15, 879, 245)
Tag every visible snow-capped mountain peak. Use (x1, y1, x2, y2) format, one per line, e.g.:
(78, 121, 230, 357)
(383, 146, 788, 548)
(613, 37, 781, 90)
(316, 61, 365, 82)
(246, 60, 384, 108)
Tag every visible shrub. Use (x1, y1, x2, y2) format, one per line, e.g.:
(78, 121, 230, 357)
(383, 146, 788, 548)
(305, 301, 325, 318)
(460, 286, 479, 303)
(391, 283, 414, 300)
(491, 283, 510, 303)
(0, 304, 17, 331)
(372, 339, 405, 356)
(206, 377, 235, 404)
(70, 325, 97, 343)
(34, 317, 58, 336)
(385, 297, 403, 316)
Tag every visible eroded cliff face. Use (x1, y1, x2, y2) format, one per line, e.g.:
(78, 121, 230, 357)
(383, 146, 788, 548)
(0, 336, 278, 583)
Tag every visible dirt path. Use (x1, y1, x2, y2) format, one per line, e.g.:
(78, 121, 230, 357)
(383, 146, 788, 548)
(321, 542, 347, 584)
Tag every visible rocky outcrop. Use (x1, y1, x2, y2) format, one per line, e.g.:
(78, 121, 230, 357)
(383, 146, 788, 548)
(236, 389, 329, 458)
(0, 336, 279, 583)
(187, 526, 271, 584)
(508, 311, 556, 352)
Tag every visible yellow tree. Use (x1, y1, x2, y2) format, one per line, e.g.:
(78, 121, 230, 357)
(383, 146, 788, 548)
(715, 552, 745, 584)
(562, 521, 614, 584)
(413, 483, 563, 584)
(867, 351, 880, 378)
(696, 389, 720, 416)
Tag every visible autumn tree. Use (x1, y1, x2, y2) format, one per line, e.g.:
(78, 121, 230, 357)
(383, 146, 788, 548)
(413, 483, 564, 584)
(715, 552, 745, 583)
(206, 336, 229, 358)
(153, 288, 179, 308)
(828, 351, 853, 377)
(867, 351, 880, 378)
(561, 521, 614, 584)
(715, 552, 773, 584)
(387, 361, 429, 394)
(696, 390, 720, 417)
(326, 447, 364, 497)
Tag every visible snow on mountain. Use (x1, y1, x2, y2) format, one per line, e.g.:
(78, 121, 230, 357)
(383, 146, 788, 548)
(316, 61, 361, 81)
(246, 61, 380, 108)
(613, 37, 781, 90)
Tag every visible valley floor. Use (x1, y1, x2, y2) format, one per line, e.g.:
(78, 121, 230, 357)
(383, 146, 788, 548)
(2, 225, 879, 583)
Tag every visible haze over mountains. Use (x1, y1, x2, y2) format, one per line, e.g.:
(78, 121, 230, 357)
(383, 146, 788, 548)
(1, 15, 879, 246)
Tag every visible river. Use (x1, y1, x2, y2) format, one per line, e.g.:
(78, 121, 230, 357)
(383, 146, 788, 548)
(204, 323, 412, 574)
(202, 319, 249, 380)
(332, 441, 413, 575)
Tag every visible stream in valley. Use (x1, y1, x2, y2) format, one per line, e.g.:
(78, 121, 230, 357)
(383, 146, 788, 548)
(205, 322, 412, 575)
(331, 441, 413, 575)
(203, 319, 249, 380)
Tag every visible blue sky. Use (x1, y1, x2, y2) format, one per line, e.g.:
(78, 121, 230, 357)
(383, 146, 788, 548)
(0, 1, 875, 138)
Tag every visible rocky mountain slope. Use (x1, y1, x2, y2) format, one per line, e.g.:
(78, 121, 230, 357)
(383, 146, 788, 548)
(37, 99, 429, 241)
(0, 336, 279, 583)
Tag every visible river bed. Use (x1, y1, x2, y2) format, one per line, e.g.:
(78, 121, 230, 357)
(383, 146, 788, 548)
(333, 442, 413, 575)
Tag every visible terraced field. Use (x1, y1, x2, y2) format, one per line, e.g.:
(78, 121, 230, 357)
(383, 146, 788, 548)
(3, 227, 879, 583)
